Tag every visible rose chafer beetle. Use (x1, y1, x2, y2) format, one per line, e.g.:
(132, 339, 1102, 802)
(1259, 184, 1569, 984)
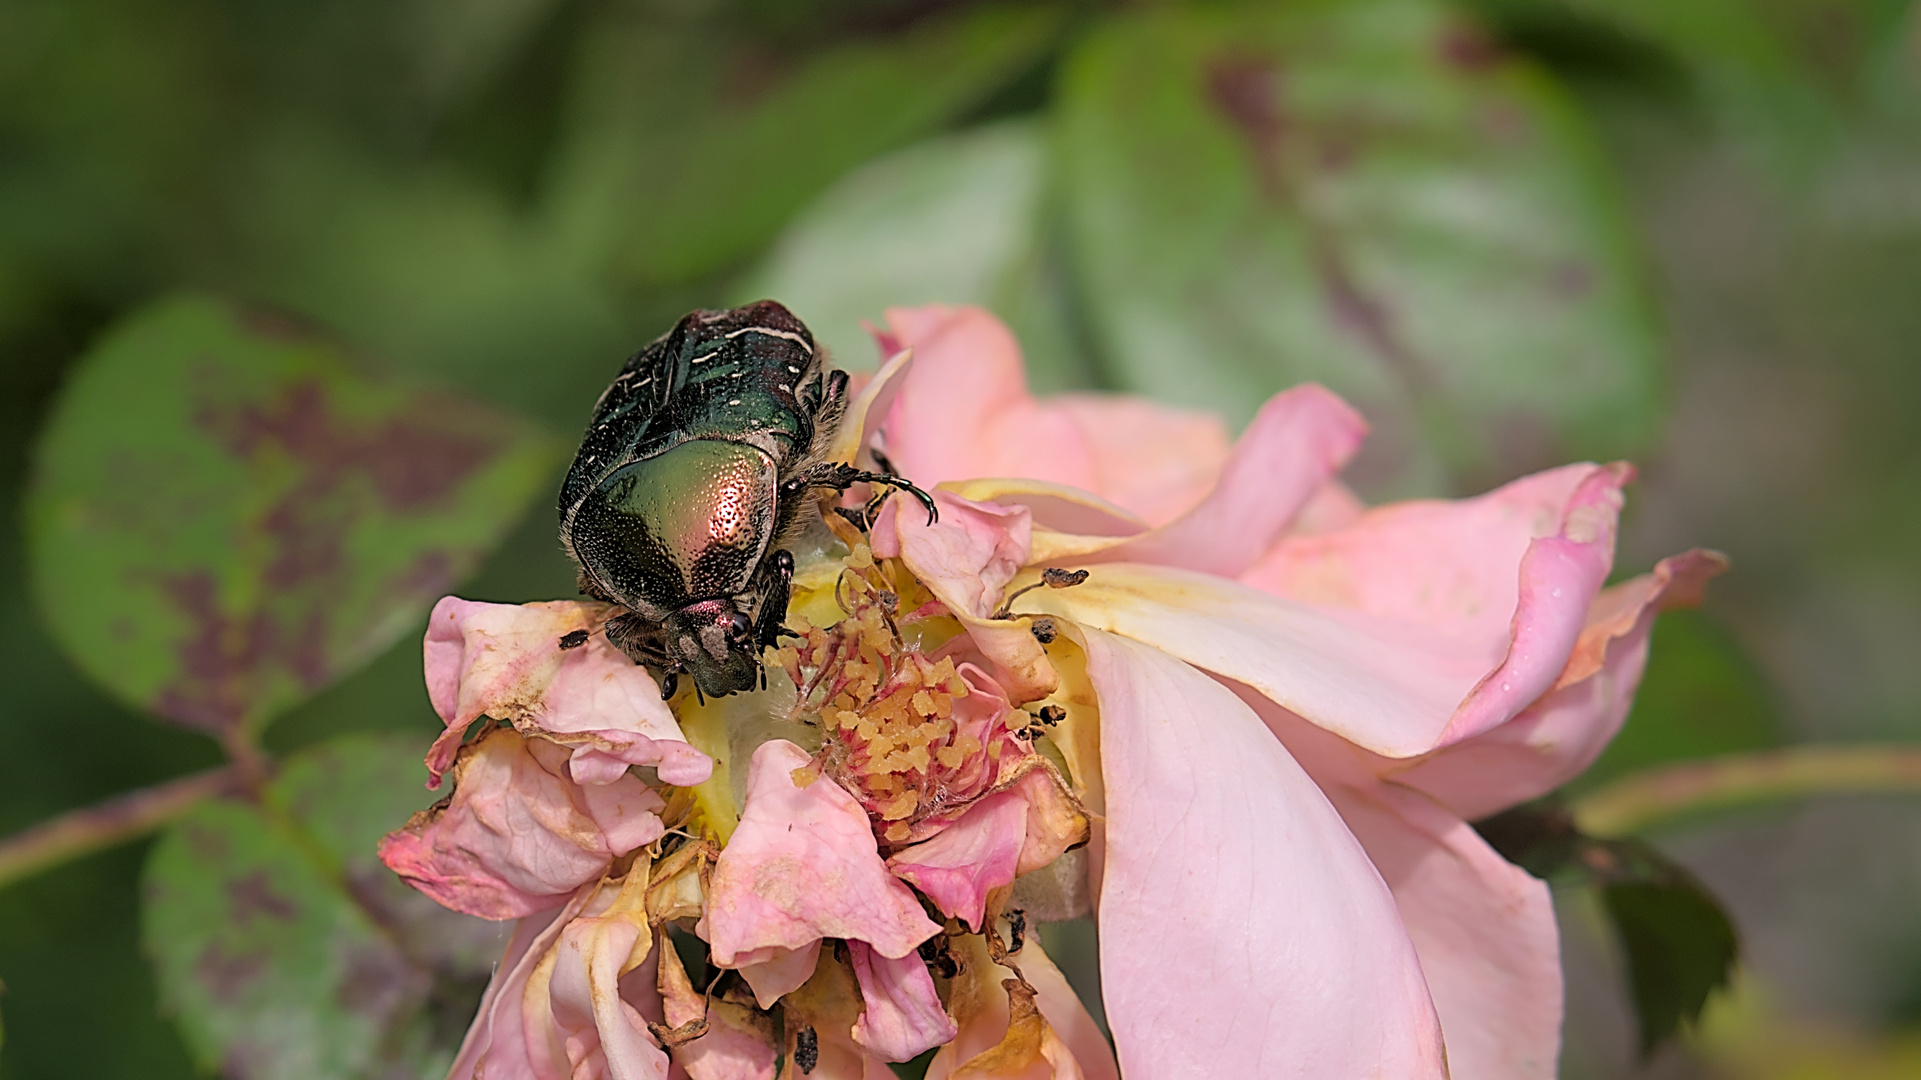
(558, 301, 934, 699)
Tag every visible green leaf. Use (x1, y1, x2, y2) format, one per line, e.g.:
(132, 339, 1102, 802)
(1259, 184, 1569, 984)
(1604, 868, 1740, 1058)
(1056, 0, 1665, 495)
(1474, 800, 1739, 1055)
(1570, 608, 1783, 792)
(143, 734, 501, 1080)
(737, 119, 1096, 393)
(544, 3, 1067, 288)
(26, 294, 559, 736)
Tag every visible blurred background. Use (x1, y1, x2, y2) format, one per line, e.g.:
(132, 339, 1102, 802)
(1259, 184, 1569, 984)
(2, 0, 1919, 1076)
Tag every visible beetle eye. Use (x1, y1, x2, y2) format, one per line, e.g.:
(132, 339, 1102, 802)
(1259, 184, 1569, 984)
(728, 611, 752, 641)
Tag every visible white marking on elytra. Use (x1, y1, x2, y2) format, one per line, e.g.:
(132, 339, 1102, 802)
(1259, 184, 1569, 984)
(725, 326, 812, 352)
(786, 365, 801, 374)
(691, 350, 721, 364)
(728, 399, 742, 406)
(779, 384, 793, 393)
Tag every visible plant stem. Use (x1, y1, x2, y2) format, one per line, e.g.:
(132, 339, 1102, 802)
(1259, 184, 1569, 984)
(1572, 745, 1921, 836)
(0, 766, 240, 890)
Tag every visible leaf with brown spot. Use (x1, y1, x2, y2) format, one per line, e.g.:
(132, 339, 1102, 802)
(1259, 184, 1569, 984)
(143, 734, 506, 1080)
(27, 294, 560, 735)
(1056, 0, 1666, 494)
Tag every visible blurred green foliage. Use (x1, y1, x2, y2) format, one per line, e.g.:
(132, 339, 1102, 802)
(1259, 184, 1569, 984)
(2, 0, 1917, 1075)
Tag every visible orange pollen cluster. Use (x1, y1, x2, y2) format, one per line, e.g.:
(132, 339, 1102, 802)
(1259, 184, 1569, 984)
(774, 544, 991, 842)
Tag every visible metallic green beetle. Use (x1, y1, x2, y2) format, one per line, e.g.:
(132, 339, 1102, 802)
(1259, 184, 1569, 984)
(558, 301, 934, 699)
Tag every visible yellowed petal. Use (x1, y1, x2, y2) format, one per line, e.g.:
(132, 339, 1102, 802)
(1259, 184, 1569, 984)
(828, 347, 914, 465)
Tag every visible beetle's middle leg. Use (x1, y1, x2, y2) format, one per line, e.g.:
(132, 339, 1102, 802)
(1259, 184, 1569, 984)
(781, 462, 938, 526)
(749, 549, 796, 651)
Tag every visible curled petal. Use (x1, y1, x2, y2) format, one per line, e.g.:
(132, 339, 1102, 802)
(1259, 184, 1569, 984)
(870, 491, 1032, 620)
(1080, 629, 1445, 1077)
(848, 941, 959, 1061)
(828, 345, 914, 466)
(778, 953, 902, 1079)
(1241, 462, 1635, 749)
(877, 496, 1057, 702)
(423, 596, 712, 789)
(871, 306, 1230, 526)
(887, 790, 1027, 930)
(924, 926, 1117, 1080)
(737, 944, 822, 1011)
(1051, 385, 1365, 578)
(447, 890, 592, 1080)
(380, 729, 664, 920)
(545, 872, 670, 1080)
(1392, 549, 1729, 820)
(658, 928, 779, 1080)
(701, 740, 940, 969)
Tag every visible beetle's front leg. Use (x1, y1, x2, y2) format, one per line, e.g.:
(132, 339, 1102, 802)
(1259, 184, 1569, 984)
(781, 462, 938, 526)
(749, 549, 796, 651)
(604, 613, 684, 699)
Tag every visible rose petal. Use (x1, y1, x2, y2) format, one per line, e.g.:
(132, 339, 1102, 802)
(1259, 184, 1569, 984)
(778, 951, 902, 1079)
(1080, 629, 1445, 1077)
(1241, 462, 1634, 748)
(1391, 549, 1728, 820)
(828, 345, 915, 466)
(1329, 780, 1562, 1080)
(871, 305, 1232, 525)
(848, 940, 959, 1061)
(546, 872, 671, 1080)
(1071, 384, 1366, 578)
(737, 944, 822, 1011)
(700, 740, 940, 971)
(658, 928, 779, 1080)
(887, 790, 1027, 929)
(423, 597, 712, 789)
(924, 926, 1118, 1080)
(448, 892, 590, 1080)
(380, 729, 665, 920)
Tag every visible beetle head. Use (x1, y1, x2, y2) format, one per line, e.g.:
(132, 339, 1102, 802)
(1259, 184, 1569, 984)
(664, 599, 761, 697)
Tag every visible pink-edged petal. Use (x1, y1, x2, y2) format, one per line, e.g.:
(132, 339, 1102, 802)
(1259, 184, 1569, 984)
(448, 894, 588, 1080)
(701, 740, 940, 968)
(870, 306, 1232, 526)
(1240, 462, 1634, 748)
(737, 944, 822, 1011)
(829, 345, 915, 466)
(380, 729, 664, 920)
(924, 925, 1117, 1080)
(1080, 629, 1445, 1078)
(658, 926, 779, 1080)
(848, 941, 959, 1062)
(887, 789, 1027, 929)
(422, 596, 711, 789)
(1330, 780, 1561, 1080)
(1392, 549, 1728, 820)
(1084, 384, 1365, 577)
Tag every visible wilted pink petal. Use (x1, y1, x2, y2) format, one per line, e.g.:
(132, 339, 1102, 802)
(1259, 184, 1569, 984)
(848, 940, 958, 1061)
(870, 491, 1031, 619)
(545, 873, 671, 1080)
(422, 596, 711, 789)
(1393, 549, 1728, 819)
(876, 496, 1056, 702)
(924, 928, 1117, 1080)
(871, 305, 1232, 525)
(701, 740, 940, 973)
(1080, 629, 1445, 1077)
(658, 928, 778, 1080)
(887, 789, 1027, 929)
(778, 953, 903, 1079)
(448, 891, 589, 1080)
(737, 944, 821, 1011)
(1328, 780, 1562, 1080)
(1083, 385, 1366, 578)
(381, 729, 666, 920)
